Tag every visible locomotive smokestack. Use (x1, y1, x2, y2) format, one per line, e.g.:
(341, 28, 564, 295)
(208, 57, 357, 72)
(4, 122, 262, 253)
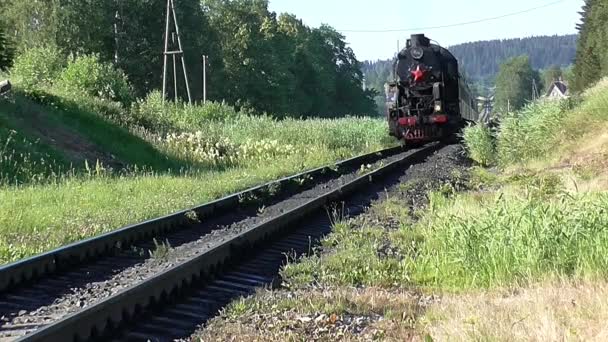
(408, 34, 430, 48)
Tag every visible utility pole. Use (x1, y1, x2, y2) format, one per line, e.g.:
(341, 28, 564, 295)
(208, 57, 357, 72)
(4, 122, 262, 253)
(114, 9, 120, 64)
(362, 73, 366, 91)
(162, 0, 192, 104)
(202, 55, 207, 104)
(532, 78, 539, 101)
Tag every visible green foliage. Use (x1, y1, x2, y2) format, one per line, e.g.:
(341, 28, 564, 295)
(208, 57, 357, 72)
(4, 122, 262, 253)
(494, 55, 540, 114)
(57, 54, 133, 105)
(572, 0, 608, 92)
(203, 0, 374, 116)
(462, 124, 495, 166)
(496, 100, 569, 165)
(0, 120, 66, 185)
(0, 0, 61, 48)
(2, 0, 375, 117)
(449, 35, 577, 85)
(131, 91, 240, 132)
(10, 46, 64, 93)
(412, 190, 608, 289)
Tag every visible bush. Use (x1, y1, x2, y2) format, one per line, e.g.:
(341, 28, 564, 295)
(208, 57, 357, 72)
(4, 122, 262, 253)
(463, 124, 496, 166)
(10, 45, 64, 93)
(131, 91, 241, 132)
(57, 54, 133, 105)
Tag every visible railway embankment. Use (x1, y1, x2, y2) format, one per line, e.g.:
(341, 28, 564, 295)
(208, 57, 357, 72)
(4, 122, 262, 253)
(197, 79, 608, 341)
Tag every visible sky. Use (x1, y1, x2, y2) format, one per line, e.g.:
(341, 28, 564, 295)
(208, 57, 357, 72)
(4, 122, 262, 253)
(268, 0, 584, 61)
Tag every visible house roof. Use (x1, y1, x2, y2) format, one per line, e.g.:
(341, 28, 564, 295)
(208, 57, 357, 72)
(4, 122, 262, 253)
(547, 81, 568, 97)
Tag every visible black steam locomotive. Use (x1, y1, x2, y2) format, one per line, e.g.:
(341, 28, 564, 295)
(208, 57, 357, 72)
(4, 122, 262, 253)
(386, 34, 478, 143)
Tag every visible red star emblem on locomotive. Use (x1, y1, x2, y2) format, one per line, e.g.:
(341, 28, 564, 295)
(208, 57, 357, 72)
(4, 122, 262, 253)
(411, 65, 425, 82)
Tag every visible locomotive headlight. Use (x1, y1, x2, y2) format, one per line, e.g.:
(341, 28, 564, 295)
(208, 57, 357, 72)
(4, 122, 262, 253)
(434, 101, 442, 112)
(410, 47, 424, 60)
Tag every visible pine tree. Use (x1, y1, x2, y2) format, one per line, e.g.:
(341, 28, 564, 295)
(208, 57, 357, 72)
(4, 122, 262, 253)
(572, 0, 608, 92)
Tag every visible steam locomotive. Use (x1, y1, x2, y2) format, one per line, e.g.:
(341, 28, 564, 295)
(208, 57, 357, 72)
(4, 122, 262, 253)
(386, 34, 478, 144)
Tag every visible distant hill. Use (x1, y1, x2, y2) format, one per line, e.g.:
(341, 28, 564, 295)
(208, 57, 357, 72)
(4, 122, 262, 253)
(362, 34, 578, 98)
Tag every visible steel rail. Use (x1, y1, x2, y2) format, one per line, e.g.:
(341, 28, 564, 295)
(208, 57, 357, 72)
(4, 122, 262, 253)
(16, 143, 442, 342)
(0, 146, 403, 293)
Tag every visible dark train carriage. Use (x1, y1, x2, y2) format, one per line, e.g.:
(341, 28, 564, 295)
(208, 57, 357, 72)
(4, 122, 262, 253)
(386, 34, 478, 143)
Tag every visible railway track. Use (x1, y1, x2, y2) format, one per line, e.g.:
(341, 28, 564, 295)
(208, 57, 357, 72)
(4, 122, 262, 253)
(0, 143, 443, 341)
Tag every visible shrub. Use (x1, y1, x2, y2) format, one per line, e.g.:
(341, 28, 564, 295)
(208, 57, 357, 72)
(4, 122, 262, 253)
(10, 45, 64, 93)
(132, 91, 241, 132)
(463, 124, 496, 166)
(130, 91, 178, 132)
(57, 54, 133, 105)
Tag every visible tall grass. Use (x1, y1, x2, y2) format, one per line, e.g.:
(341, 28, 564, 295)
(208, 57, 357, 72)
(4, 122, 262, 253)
(0, 119, 67, 185)
(496, 99, 572, 165)
(462, 124, 495, 166)
(411, 188, 608, 289)
(282, 181, 608, 291)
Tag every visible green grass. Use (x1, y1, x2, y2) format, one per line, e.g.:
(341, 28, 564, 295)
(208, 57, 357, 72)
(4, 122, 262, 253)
(0, 125, 392, 265)
(411, 188, 608, 289)
(462, 124, 495, 166)
(282, 221, 412, 288)
(0, 114, 68, 185)
(282, 181, 608, 292)
(1, 92, 187, 172)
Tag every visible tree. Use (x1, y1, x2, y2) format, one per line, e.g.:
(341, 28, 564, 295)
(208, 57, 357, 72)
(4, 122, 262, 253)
(0, 0, 62, 49)
(1, 0, 375, 116)
(203, 0, 294, 114)
(494, 55, 539, 114)
(0, 24, 13, 71)
(572, 0, 608, 92)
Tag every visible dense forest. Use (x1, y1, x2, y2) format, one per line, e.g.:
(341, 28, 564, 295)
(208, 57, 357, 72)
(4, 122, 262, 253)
(572, 0, 608, 92)
(362, 35, 578, 98)
(0, 0, 375, 117)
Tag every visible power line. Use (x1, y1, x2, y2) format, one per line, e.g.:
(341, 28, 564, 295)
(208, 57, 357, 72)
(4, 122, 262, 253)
(338, 0, 566, 33)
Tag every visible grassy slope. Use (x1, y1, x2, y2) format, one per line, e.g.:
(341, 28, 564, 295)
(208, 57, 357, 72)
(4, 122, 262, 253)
(1, 93, 185, 171)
